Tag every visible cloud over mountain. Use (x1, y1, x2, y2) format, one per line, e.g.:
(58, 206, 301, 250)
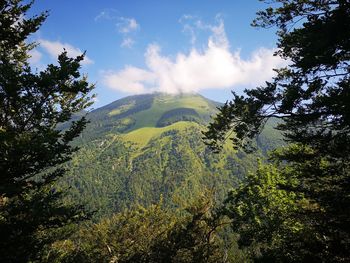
(102, 17, 287, 94)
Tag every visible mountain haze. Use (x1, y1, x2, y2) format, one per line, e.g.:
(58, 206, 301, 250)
(61, 93, 282, 218)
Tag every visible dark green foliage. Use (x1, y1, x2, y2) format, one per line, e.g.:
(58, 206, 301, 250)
(205, 0, 350, 261)
(222, 146, 349, 262)
(0, 0, 94, 261)
(61, 123, 262, 218)
(43, 193, 247, 263)
(156, 108, 201, 127)
(220, 161, 305, 262)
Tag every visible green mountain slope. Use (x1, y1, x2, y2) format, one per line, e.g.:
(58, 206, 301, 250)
(61, 93, 282, 218)
(77, 93, 218, 142)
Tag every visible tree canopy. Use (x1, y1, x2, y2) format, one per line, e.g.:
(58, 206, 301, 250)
(0, 0, 94, 261)
(205, 0, 350, 261)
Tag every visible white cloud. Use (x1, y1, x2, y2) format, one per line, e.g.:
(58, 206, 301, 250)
(94, 9, 118, 21)
(121, 37, 135, 48)
(28, 48, 46, 71)
(117, 17, 139, 33)
(179, 14, 198, 45)
(39, 39, 94, 65)
(179, 14, 228, 48)
(28, 48, 42, 64)
(115, 17, 140, 48)
(102, 67, 155, 94)
(102, 18, 287, 94)
(95, 11, 140, 48)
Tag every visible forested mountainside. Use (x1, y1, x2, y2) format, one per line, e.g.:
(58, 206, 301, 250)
(60, 93, 283, 218)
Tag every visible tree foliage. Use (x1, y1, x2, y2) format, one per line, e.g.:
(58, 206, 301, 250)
(204, 0, 350, 261)
(0, 0, 94, 261)
(221, 159, 319, 262)
(43, 193, 243, 263)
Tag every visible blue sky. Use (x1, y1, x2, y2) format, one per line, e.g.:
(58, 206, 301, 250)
(28, 0, 285, 108)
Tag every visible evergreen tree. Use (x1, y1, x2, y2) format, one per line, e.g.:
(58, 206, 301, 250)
(0, 1, 94, 261)
(204, 0, 350, 261)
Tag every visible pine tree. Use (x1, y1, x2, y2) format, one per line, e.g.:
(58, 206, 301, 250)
(204, 0, 350, 261)
(0, 1, 94, 261)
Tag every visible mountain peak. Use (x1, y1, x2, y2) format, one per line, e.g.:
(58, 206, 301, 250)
(84, 93, 220, 140)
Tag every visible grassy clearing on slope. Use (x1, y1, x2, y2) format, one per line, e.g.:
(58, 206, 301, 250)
(130, 94, 214, 130)
(108, 101, 136, 116)
(122, 121, 200, 148)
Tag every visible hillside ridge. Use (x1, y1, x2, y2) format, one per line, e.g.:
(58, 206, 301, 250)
(61, 92, 283, 218)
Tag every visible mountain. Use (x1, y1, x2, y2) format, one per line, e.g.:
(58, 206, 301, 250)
(76, 93, 219, 142)
(60, 93, 283, 218)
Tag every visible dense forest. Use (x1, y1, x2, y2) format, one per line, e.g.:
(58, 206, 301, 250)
(1, 0, 349, 262)
(59, 93, 282, 219)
